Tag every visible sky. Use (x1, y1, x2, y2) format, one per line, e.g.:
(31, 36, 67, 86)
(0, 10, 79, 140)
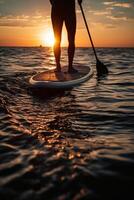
(0, 0, 134, 47)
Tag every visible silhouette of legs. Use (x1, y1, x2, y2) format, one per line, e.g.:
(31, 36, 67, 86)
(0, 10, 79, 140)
(65, 10, 77, 73)
(51, 8, 63, 72)
(53, 33, 62, 72)
(51, 1, 77, 73)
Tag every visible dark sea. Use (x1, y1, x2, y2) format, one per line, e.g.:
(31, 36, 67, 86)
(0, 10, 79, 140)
(0, 47, 134, 200)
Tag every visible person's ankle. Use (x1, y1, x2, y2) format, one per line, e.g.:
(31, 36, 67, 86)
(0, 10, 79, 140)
(57, 63, 61, 68)
(68, 67, 78, 73)
(55, 64, 61, 72)
(68, 65, 73, 70)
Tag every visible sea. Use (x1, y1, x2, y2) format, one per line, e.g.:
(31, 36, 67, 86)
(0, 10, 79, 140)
(0, 47, 134, 200)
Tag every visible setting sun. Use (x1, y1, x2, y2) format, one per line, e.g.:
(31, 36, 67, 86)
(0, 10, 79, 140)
(40, 29, 55, 47)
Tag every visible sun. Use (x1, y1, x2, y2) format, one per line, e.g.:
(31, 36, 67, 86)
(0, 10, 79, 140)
(40, 29, 55, 47)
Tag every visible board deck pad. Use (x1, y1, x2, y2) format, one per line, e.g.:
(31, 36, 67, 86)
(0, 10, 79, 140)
(33, 66, 90, 82)
(30, 65, 93, 89)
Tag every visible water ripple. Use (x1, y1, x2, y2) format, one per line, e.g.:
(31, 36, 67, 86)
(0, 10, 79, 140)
(0, 47, 134, 199)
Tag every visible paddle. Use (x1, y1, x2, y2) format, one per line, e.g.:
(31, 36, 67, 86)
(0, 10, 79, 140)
(79, 2, 108, 77)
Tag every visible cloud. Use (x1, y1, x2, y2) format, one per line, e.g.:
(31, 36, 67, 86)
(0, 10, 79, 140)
(87, 1, 134, 25)
(105, 24, 117, 29)
(103, 2, 114, 6)
(0, 0, 50, 16)
(90, 21, 116, 29)
(0, 14, 50, 27)
(93, 11, 110, 16)
(0, 0, 134, 30)
(114, 3, 132, 8)
(103, 2, 132, 8)
(107, 15, 128, 21)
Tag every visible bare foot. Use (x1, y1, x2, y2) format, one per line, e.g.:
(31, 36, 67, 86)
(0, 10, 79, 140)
(68, 67, 78, 74)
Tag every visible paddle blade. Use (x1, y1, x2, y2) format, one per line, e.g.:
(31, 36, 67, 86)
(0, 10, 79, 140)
(96, 59, 108, 77)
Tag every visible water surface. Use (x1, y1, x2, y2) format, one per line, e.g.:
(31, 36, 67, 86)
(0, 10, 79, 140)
(0, 47, 134, 200)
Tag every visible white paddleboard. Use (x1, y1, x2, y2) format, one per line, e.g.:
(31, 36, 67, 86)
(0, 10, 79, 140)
(29, 65, 93, 89)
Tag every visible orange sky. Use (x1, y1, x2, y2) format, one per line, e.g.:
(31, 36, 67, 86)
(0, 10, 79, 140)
(0, 0, 134, 47)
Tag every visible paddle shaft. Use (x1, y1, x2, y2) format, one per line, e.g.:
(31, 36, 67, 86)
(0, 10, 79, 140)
(79, 4, 98, 61)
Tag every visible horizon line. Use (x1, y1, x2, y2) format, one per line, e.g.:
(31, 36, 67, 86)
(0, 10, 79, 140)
(0, 45, 134, 48)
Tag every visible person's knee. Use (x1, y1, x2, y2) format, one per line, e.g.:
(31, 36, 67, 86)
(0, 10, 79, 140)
(54, 35, 61, 47)
(54, 37, 61, 48)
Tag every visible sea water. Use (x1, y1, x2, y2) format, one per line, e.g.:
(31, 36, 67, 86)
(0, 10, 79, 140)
(0, 47, 134, 199)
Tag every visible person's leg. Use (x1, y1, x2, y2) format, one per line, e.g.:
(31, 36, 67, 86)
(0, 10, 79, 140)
(65, 10, 77, 73)
(51, 7, 63, 71)
(53, 30, 62, 71)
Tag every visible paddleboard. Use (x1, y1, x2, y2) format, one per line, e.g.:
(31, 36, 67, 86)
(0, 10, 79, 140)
(29, 65, 93, 89)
